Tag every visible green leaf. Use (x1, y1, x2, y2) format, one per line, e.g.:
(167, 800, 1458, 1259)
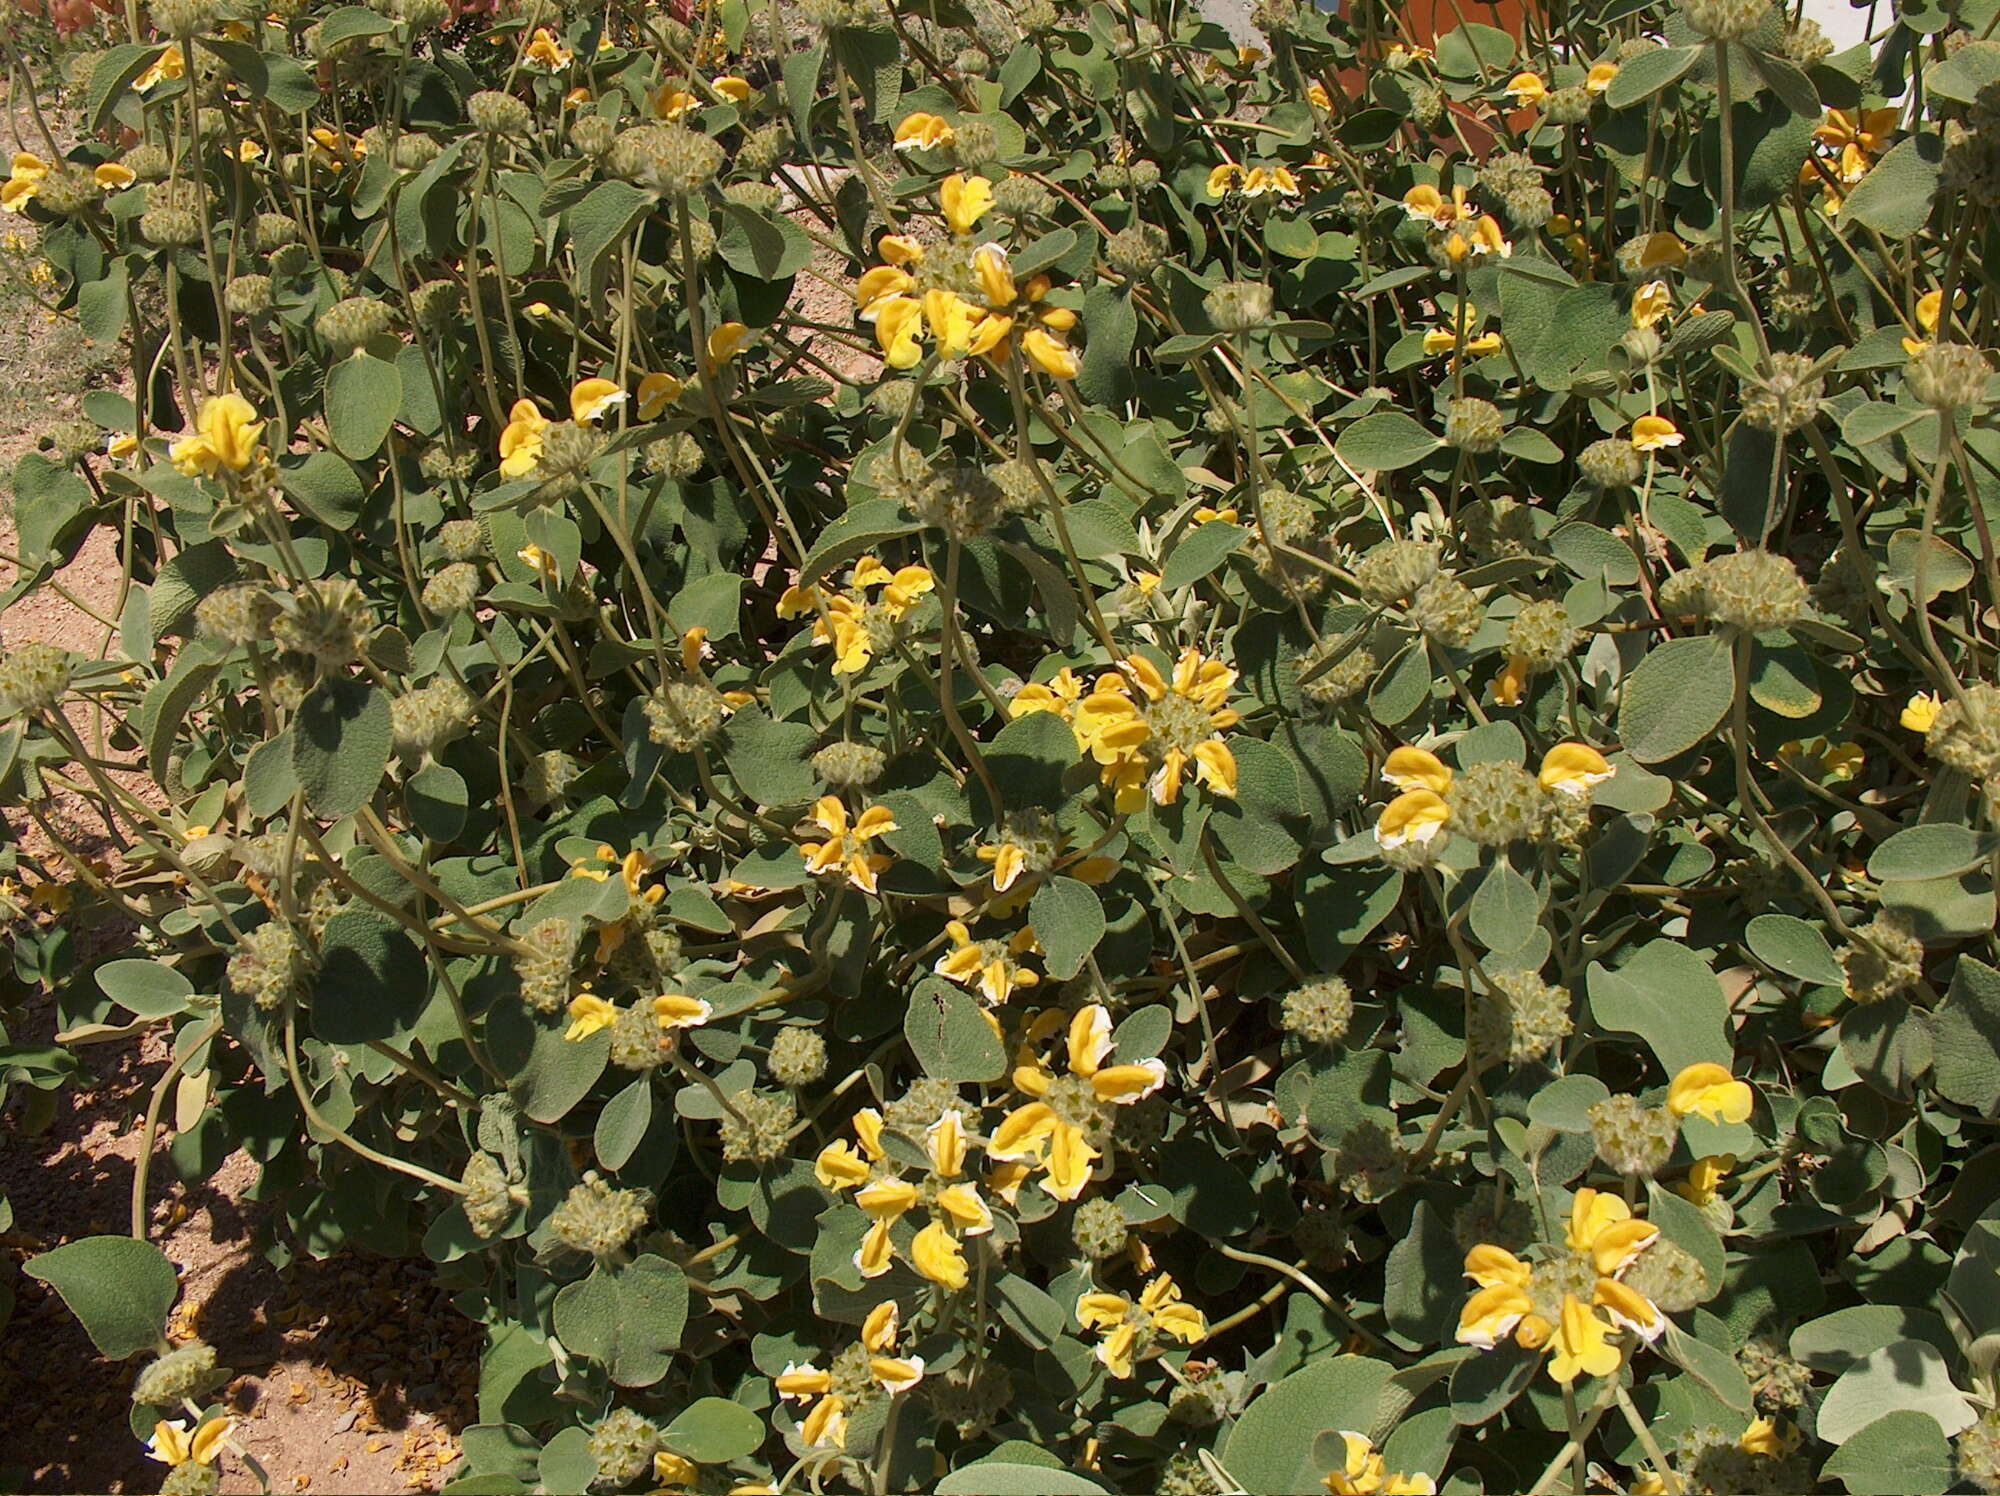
(935, 1466, 1107, 1495)
(281, 451, 368, 531)
(1822, 1411, 1954, 1496)
(1618, 634, 1734, 763)
(313, 908, 424, 1045)
(1432, 21, 1514, 76)
(87, 44, 161, 132)
(994, 1271, 1066, 1350)
(906, 979, 1007, 1083)
(717, 709, 818, 807)
(1841, 134, 1943, 237)
(324, 353, 402, 460)
(1336, 411, 1440, 472)
(1745, 913, 1844, 986)
(1886, 528, 1975, 602)
(551, 1257, 688, 1387)
(96, 959, 194, 1018)
(318, 4, 394, 46)
(1869, 823, 1987, 882)
(406, 760, 469, 843)
(1160, 520, 1246, 591)
(1604, 44, 1702, 107)
(1662, 1324, 1752, 1410)
(24, 1236, 177, 1359)
(1586, 940, 1731, 1075)
(1077, 285, 1137, 406)
(1817, 1339, 1974, 1442)
(717, 203, 813, 281)
(661, 1397, 765, 1462)
(1466, 862, 1542, 956)
(1224, 1356, 1393, 1494)
(567, 181, 651, 311)
(1934, 955, 2000, 1111)
(292, 677, 389, 821)
(1030, 875, 1106, 980)
(1382, 1202, 1463, 1347)
(595, 1077, 654, 1172)
(537, 1427, 595, 1496)
(487, 1002, 609, 1124)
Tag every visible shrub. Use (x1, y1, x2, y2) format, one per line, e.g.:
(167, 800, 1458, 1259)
(3, 0, 1997, 1492)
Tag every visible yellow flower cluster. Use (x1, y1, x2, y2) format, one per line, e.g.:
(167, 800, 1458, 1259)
(990, 1006, 1166, 1201)
(776, 1302, 926, 1449)
(818, 1108, 993, 1289)
(854, 173, 1080, 378)
(1015, 649, 1242, 814)
(1373, 743, 1613, 851)
(778, 556, 935, 675)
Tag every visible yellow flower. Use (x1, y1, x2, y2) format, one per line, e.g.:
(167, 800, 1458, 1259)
(655, 993, 713, 1030)
(1547, 1295, 1623, 1383)
(1777, 737, 1863, 782)
(1194, 506, 1239, 526)
(1402, 182, 1470, 227)
(94, 162, 136, 191)
(1072, 649, 1241, 811)
(1324, 1431, 1437, 1495)
(523, 300, 554, 318)
(1423, 302, 1503, 358)
(799, 797, 898, 894)
(1739, 1417, 1792, 1458)
(935, 920, 1042, 1005)
(146, 1417, 232, 1468)
(1383, 745, 1453, 794)
(499, 398, 549, 478)
(1010, 667, 1087, 723)
(1492, 656, 1529, 707)
(975, 243, 1017, 309)
(1903, 691, 1943, 732)
(169, 393, 265, 478)
(1307, 83, 1332, 109)
(523, 27, 572, 69)
(654, 1452, 701, 1489)
(1585, 62, 1620, 94)
(518, 544, 559, 580)
(1673, 1152, 1736, 1207)
(1375, 790, 1450, 850)
(1503, 71, 1547, 105)
(654, 87, 696, 122)
(1816, 107, 1898, 159)
(1595, 1277, 1666, 1343)
(1631, 280, 1672, 330)
(563, 993, 618, 1042)
(894, 112, 956, 151)
(713, 75, 754, 103)
(1458, 1281, 1535, 1349)
(1630, 231, 1689, 270)
(706, 321, 751, 368)
(1629, 415, 1683, 452)
(776, 1311, 923, 1449)
(1241, 166, 1301, 198)
(857, 263, 917, 313)
(940, 173, 994, 237)
(1074, 1274, 1206, 1378)
(1667, 1062, 1754, 1125)
(133, 44, 186, 92)
(1022, 326, 1081, 379)
(1904, 289, 1964, 355)
(870, 294, 926, 369)
(1538, 742, 1616, 796)
(637, 372, 684, 419)
(234, 139, 265, 162)
(563, 86, 593, 108)
(1206, 163, 1244, 198)
(569, 376, 627, 424)
(1386, 42, 1432, 67)
(820, 1108, 992, 1288)
(991, 1006, 1165, 1201)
